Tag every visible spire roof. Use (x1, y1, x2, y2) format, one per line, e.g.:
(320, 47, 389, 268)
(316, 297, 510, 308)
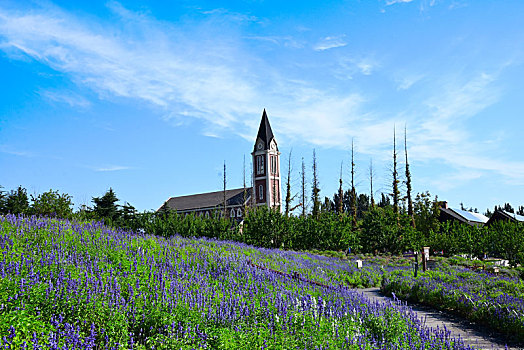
(254, 109, 275, 151)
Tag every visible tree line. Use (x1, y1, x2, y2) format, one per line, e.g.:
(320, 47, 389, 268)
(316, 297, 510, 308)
(1, 128, 523, 264)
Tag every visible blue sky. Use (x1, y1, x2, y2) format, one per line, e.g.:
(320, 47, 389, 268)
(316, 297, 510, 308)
(1, 0, 523, 213)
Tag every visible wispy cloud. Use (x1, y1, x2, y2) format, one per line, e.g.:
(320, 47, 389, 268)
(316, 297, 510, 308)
(0, 145, 34, 157)
(94, 165, 132, 172)
(385, 0, 414, 5)
(39, 89, 90, 108)
(313, 35, 347, 51)
(1, 2, 523, 188)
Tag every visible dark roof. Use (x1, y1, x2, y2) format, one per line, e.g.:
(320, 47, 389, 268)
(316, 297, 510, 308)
(161, 187, 252, 212)
(254, 109, 276, 152)
(486, 210, 524, 226)
(439, 207, 488, 226)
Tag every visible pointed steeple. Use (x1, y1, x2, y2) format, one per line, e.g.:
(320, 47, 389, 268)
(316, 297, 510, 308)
(254, 109, 276, 152)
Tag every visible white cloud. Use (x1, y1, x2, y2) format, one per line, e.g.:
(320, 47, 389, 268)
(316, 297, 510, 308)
(1, 2, 523, 188)
(385, 0, 414, 5)
(94, 165, 132, 172)
(0, 145, 34, 157)
(39, 89, 91, 108)
(313, 35, 347, 51)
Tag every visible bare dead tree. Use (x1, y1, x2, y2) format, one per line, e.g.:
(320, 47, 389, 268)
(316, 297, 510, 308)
(243, 155, 247, 216)
(311, 149, 320, 218)
(250, 159, 255, 209)
(392, 127, 400, 225)
(284, 149, 296, 217)
(338, 161, 344, 216)
(301, 157, 307, 217)
(350, 139, 357, 228)
(223, 161, 227, 218)
(369, 158, 375, 208)
(404, 125, 415, 228)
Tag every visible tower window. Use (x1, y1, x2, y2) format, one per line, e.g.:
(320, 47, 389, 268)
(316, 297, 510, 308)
(256, 155, 264, 175)
(271, 156, 277, 174)
(259, 185, 264, 200)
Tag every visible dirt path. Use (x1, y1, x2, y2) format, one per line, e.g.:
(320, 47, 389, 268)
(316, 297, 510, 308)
(357, 288, 522, 350)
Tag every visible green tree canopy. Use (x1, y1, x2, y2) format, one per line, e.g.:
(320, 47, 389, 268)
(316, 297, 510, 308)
(30, 189, 73, 218)
(92, 188, 120, 222)
(3, 186, 29, 215)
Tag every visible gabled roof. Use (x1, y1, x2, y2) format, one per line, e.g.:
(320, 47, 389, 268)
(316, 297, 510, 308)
(486, 209, 524, 226)
(501, 210, 524, 222)
(160, 187, 252, 212)
(439, 207, 488, 226)
(254, 109, 276, 151)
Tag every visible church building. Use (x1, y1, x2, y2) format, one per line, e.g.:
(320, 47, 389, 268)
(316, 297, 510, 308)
(159, 109, 281, 220)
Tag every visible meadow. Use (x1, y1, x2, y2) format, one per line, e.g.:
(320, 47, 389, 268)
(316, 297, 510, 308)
(0, 214, 478, 349)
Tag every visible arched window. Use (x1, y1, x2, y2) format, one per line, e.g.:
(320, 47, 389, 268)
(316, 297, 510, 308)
(237, 208, 242, 217)
(259, 185, 264, 200)
(230, 208, 235, 218)
(205, 211, 210, 218)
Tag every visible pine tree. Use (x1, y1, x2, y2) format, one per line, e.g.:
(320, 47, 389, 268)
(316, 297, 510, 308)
(92, 188, 120, 222)
(4, 186, 29, 215)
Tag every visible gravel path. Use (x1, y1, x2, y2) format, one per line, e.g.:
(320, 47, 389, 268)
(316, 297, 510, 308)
(357, 287, 523, 350)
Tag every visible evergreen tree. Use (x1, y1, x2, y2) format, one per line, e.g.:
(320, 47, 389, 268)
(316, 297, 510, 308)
(92, 188, 120, 222)
(4, 186, 29, 215)
(378, 193, 391, 208)
(503, 202, 514, 213)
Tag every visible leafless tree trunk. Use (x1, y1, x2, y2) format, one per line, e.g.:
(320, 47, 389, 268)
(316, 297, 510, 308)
(338, 162, 344, 216)
(350, 139, 357, 228)
(243, 155, 247, 217)
(285, 149, 293, 217)
(301, 157, 307, 217)
(223, 161, 227, 218)
(311, 149, 320, 218)
(392, 127, 400, 225)
(369, 158, 375, 208)
(404, 126, 415, 228)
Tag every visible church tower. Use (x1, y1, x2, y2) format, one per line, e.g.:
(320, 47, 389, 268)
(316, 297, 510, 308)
(252, 109, 281, 210)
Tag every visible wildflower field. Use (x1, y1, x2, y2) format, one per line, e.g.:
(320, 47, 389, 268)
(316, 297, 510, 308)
(0, 215, 481, 349)
(382, 265, 524, 342)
